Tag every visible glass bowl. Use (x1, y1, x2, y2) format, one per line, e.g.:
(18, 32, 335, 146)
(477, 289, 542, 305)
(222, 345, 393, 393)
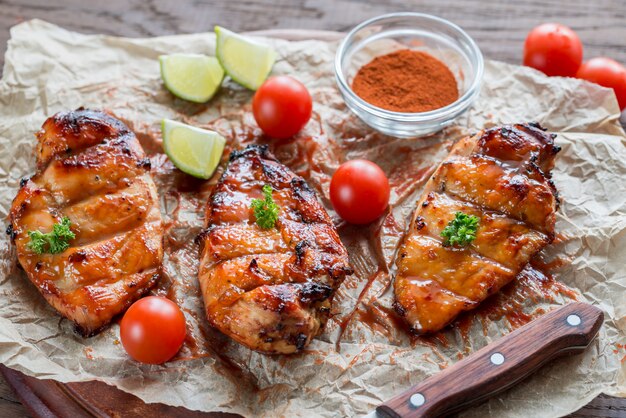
(334, 12, 484, 138)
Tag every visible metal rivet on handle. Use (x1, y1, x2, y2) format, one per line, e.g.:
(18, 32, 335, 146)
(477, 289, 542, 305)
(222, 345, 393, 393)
(490, 352, 505, 365)
(409, 393, 425, 408)
(567, 314, 581, 326)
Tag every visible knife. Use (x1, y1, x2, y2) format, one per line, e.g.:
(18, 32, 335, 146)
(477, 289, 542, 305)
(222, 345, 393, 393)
(364, 302, 603, 418)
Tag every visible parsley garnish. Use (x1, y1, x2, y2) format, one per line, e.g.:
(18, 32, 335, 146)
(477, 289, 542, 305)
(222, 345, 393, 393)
(251, 185, 280, 229)
(440, 212, 479, 247)
(27, 217, 75, 254)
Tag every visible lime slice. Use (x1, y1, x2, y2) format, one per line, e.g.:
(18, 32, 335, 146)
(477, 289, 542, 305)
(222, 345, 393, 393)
(161, 119, 226, 179)
(215, 26, 277, 90)
(159, 54, 224, 103)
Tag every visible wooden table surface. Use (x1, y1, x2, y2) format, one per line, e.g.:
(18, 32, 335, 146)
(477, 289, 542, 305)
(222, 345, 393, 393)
(0, 1, 624, 417)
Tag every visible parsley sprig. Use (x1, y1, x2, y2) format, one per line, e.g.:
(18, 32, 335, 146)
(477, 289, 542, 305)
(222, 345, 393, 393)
(27, 217, 75, 254)
(440, 212, 479, 247)
(251, 185, 280, 229)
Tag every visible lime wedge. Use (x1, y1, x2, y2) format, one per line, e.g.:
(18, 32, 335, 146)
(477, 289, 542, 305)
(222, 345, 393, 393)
(159, 54, 224, 103)
(215, 26, 277, 90)
(161, 119, 226, 179)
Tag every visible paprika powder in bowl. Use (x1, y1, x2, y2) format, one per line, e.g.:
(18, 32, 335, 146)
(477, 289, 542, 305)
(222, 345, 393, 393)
(335, 12, 484, 138)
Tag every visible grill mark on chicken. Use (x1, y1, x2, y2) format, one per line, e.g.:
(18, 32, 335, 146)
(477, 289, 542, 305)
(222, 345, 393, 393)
(394, 123, 559, 334)
(198, 145, 352, 354)
(9, 109, 164, 336)
(433, 155, 557, 233)
(416, 192, 550, 270)
(476, 123, 560, 173)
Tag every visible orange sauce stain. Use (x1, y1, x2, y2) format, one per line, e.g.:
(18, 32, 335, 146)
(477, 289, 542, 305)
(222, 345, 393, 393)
(380, 211, 404, 239)
(614, 343, 626, 364)
(84, 347, 94, 360)
(417, 348, 448, 370)
(452, 314, 474, 354)
(472, 262, 578, 330)
(336, 269, 387, 349)
(387, 158, 435, 199)
(355, 302, 411, 343)
(421, 333, 449, 349)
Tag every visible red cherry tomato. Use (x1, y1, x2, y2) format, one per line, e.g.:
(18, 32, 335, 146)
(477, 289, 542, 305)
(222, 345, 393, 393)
(120, 296, 186, 364)
(330, 159, 390, 225)
(523, 23, 583, 77)
(576, 57, 626, 111)
(252, 76, 313, 139)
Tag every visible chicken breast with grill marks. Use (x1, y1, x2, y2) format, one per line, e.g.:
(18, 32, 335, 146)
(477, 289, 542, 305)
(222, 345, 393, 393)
(9, 109, 163, 336)
(394, 123, 560, 334)
(198, 145, 352, 354)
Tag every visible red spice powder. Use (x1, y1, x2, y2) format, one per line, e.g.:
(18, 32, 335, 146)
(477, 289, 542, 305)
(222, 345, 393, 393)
(351, 49, 459, 113)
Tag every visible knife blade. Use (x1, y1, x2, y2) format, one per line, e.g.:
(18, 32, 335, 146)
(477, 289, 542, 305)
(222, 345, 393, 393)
(363, 302, 603, 418)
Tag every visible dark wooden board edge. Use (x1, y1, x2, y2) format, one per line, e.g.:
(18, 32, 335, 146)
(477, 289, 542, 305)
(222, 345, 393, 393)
(1, 28, 624, 418)
(0, 365, 237, 418)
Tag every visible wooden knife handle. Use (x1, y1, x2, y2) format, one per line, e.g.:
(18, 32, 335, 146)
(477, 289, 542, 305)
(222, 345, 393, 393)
(376, 302, 603, 418)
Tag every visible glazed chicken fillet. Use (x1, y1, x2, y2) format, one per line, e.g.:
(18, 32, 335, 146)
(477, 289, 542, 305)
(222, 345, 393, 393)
(198, 145, 352, 354)
(394, 123, 560, 334)
(9, 109, 163, 336)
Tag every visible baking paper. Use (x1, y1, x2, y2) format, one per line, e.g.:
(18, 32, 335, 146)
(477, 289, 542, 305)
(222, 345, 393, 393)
(0, 20, 624, 417)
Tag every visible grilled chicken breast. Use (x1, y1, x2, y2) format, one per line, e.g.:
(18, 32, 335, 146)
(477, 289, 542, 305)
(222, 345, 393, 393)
(394, 123, 560, 334)
(9, 109, 163, 336)
(198, 145, 352, 354)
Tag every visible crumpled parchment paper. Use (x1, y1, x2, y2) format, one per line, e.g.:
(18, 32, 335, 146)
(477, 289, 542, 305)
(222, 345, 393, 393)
(0, 19, 624, 418)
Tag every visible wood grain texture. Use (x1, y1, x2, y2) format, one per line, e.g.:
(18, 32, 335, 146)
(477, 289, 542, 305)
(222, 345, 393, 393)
(377, 303, 604, 418)
(0, 1, 624, 417)
(0, 365, 238, 418)
(0, 0, 625, 69)
(0, 379, 27, 417)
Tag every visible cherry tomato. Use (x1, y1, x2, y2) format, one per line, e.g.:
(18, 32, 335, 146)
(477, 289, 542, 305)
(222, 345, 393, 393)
(252, 76, 313, 139)
(576, 57, 626, 111)
(523, 23, 583, 77)
(120, 296, 186, 364)
(330, 159, 390, 225)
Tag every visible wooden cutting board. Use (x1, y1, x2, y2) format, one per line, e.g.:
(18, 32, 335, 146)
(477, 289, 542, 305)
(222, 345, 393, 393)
(0, 365, 235, 417)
